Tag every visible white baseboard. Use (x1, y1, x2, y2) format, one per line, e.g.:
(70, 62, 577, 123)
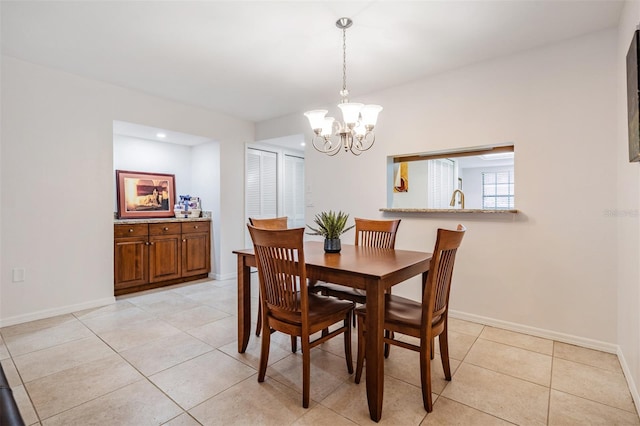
(0, 297, 116, 328)
(449, 309, 618, 353)
(617, 347, 640, 417)
(212, 271, 238, 281)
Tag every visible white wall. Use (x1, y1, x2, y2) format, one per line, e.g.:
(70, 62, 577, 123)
(257, 30, 618, 349)
(616, 0, 640, 410)
(113, 135, 194, 211)
(191, 142, 221, 275)
(0, 56, 253, 325)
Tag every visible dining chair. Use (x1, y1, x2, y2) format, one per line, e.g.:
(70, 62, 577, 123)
(310, 218, 401, 324)
(354, 224, 466, 413)
(247, 225, 354, 408)
(249, 216, 289, 338)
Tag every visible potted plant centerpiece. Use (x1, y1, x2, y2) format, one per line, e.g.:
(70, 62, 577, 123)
(306, 210, 355, 253)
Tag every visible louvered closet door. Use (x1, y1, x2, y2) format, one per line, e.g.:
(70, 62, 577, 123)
(283, 154, 305, 229)
(246, 148, 278, 247)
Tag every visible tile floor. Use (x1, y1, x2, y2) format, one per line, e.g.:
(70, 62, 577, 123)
(1, 277, 638, 425)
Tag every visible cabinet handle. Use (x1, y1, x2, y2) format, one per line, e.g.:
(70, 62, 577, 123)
(183, 239, 186, 242)
(150, 242, 155, 245)
(129, 228, 134, 233)
(163, 227, 169, 231)
(145, 242, 149, 245)
(194, 225, 199, 229)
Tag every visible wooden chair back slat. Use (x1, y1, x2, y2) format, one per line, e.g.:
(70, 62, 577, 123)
(422, 224, 466, 326)
(249, 226, 307, 319)
(354, 218, 401, 249)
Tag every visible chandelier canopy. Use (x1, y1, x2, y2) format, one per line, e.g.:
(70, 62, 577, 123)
(304, 18, 382, 156)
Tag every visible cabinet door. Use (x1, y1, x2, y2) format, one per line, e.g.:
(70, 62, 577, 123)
(114, 237, 148, 290)
(149, 234, 182, 282)
(182, 232, 211, 277)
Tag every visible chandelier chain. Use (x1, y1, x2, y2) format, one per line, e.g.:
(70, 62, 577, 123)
(342, 26, 347, 94)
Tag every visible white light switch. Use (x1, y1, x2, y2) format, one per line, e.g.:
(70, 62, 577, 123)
(12, 268, 25, 282)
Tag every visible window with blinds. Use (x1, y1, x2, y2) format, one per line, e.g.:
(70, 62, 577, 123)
(482, 170, 514, 209)
(427, 158, 456, 209)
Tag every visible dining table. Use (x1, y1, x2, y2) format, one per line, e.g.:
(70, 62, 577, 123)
(233, 240, 432, 422)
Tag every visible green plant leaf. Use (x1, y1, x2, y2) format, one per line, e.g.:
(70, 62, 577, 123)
(306, 210, 355, 239)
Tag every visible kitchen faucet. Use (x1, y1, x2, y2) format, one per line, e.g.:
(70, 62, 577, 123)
(449, 189, 465, 209)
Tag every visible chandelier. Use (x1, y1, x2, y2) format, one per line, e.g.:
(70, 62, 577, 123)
(304, 18, 383, 156)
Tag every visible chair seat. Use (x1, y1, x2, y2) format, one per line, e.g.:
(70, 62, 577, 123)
(310, 282, 367, 304)
(354, 294, 441, 331)
(271, 292, 354, 325)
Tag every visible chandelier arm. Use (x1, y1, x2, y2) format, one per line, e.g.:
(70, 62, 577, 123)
(311, 135, 341, 156)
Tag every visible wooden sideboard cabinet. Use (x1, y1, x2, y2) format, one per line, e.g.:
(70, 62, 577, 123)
(114, 219, 211, 295)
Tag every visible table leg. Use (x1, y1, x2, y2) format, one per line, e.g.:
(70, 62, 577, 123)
(365, 279, 385, 422)
(237, 254, 251, 353)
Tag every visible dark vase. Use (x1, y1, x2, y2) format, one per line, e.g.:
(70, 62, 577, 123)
(324, 238, 341, 253)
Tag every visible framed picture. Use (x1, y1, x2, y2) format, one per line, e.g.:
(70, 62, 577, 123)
(116, 170, 176, 219)
(626, 30, 640, 162)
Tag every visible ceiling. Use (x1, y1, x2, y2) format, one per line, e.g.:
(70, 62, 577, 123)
(1, 1, 624, 123)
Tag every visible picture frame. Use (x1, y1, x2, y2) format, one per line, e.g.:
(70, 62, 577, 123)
(626, 29, 640, 162)
(116, 170, 176, 219)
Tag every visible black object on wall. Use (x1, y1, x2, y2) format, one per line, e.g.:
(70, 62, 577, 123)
(626, 29, 640, 162)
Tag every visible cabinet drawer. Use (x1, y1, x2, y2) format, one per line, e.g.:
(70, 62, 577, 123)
(114, 223, 148, 238)
(149, 222, 181, 236)
(181, 221, 210, 234)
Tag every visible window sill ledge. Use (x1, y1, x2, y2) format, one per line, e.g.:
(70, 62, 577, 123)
(379, 208, 518, 214)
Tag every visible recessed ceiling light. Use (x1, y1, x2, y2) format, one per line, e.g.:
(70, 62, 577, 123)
(156, 133, 167, 138)
(301, 142, 306, 147)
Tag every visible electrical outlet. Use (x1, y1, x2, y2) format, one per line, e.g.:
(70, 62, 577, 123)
(12, 268, 25, 282)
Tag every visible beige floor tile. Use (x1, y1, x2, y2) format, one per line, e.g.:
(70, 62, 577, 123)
(202, 294, 238, 316)
(448, 318, 485, 337)
(0, 314, 76, 338)
(92, 317, 183, 352)
(72, 300, 136, 320)
(443, 329, 478, 360)
(382, 344, 461, 394)
(149, 350, 256, 410)
(465, 339, 552, 386)
(554, 342, 622, 373)
(42, 379, 183, 426)
(548, 389, 640, 425)
(3, 320, 93, 357)
(25, 353, 143, 420)
(12, 384, 40, 426)
(441, 363, 549, 425)
(79, 305, 156, 334)
(321, 375, 429, 425)
(189, 374, 309, 425)
(157, 304, 230, 331)
(479, 327, 553, 355)
(218, 335, 292, 370)
(0, 335, 10, 359)
(168, 279, 217, 297)
(162, 412, 201, 425)
(186, 316, 238, 349)
(13, 335, 114, 382)
(552, 358, 636, 413)
(119, 331, 214, 376)
(292, 404, 358, 425)
(422, 396, 513, 425)
(266, 348, 353, 404)
(135, 294, 202, 316)
(1, 358, 21, 387)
